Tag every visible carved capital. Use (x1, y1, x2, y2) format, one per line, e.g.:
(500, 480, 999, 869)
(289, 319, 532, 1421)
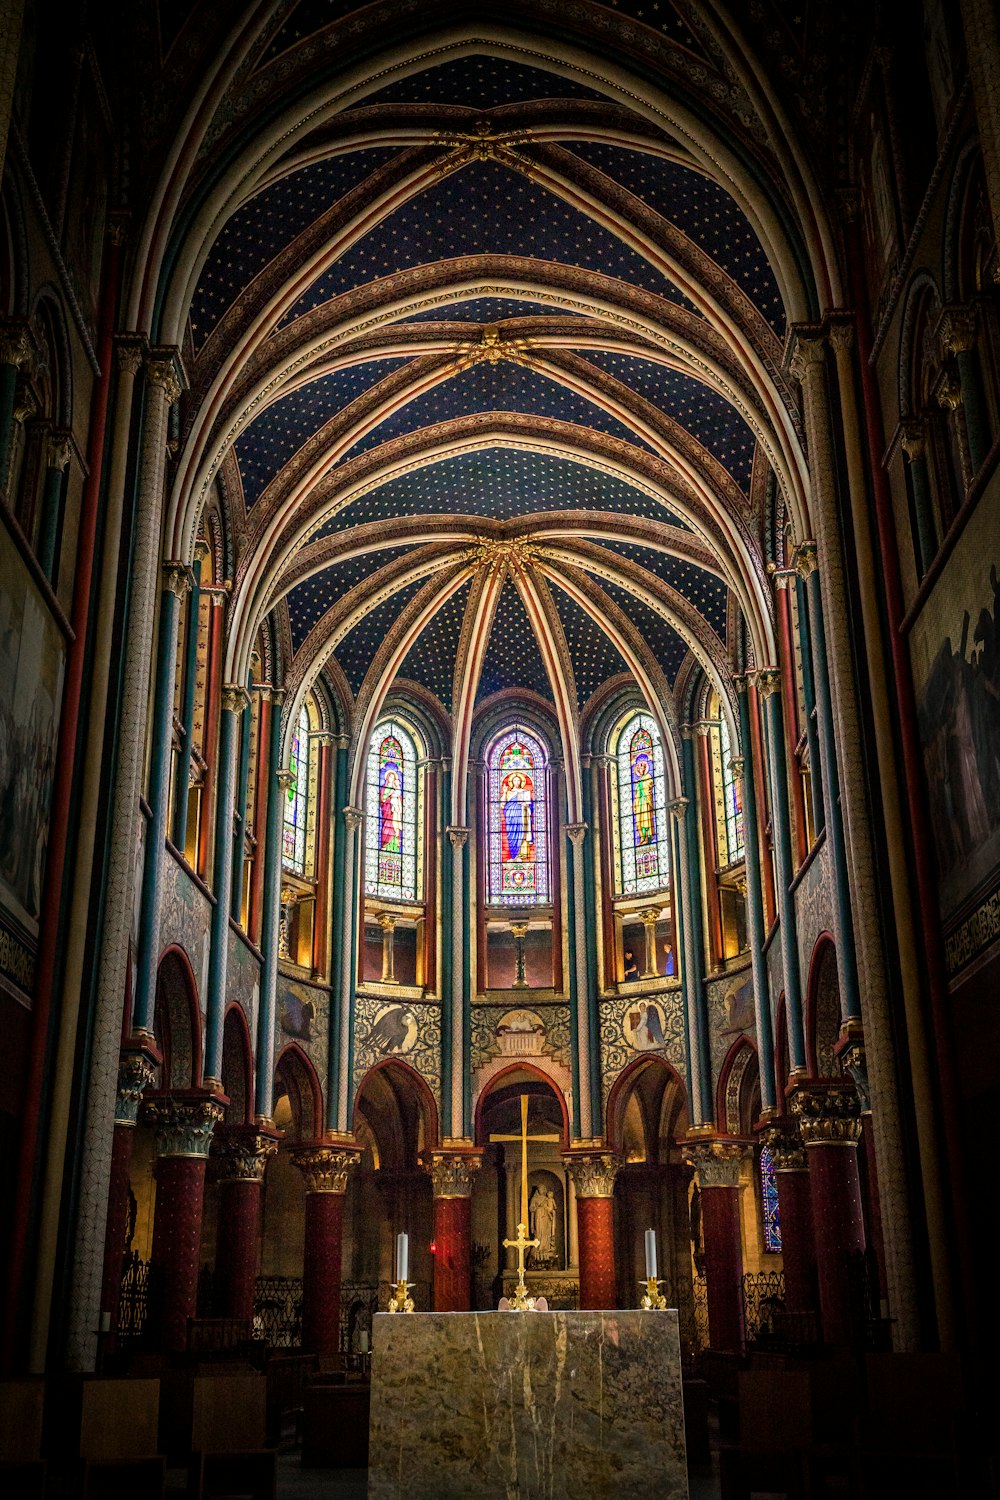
(900, 421, 927, 462)
(828, 320, 855, 355)
(789, 331, 826, 385)
(639, 906, 661, 928)
(565, 821, 588, 848)
(13, 384, 37, 426)
(937, 371, 963, 411)
(0, 324, 32, 370)
(376, 911, 397, 933)
(45, 431, 72, 471)
(292, 1142, 361, 1194)
(214, 1126, 279, 1183)
(446, 824, 469, 849)
(143, 1093, 226, 1158)
(793, 540, 819, 579)
(116, 341, 144, 377)
(756, 667, 783, 700)
(425, 1150, 482, 1198)
(837, 1033, 871, 1114)
(221, 683, 247, 715)
(163, 561, 191, 598)
(667, 796, 689, 822)
(146, 356, 182, 405)
(936, 304, 977, 356)
(564, 1152, 620, 1198)
(728, 756, 745, 781)
(789, 1083, 862, 1146)
(684, 1138, 747, 1188)
(343, 805, 364, 834)
(509, 920, 530, 940)
(762, 1125, 808, 1173)
(276, 769, 295, 795)
(114, 1050, 158, 1126)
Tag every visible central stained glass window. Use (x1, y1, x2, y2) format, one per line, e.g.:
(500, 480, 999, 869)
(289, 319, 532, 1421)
(487, 726, 549, 905)
(365, 719, 419, 900)
(613, 711, 669, 896)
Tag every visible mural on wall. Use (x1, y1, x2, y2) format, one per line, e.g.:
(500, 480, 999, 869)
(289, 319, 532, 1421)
(278, 977, 330, 1087)
(793, 837, 834, 983)
(227, 929, 260, 1029)
(353, 995, 441, 1100)
(159, 858, 211, 995)
(470, 1005, 571, 1072)
(910, 495, 1000, 972)
(0, 518, 67, 999)
(599, 990, 686, 1101)
(707, 964, 756, 1085)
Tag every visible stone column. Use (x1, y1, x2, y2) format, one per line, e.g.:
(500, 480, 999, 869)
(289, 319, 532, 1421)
(445, 826, 469, 1140)
(334, 808, 364, 1131)
(204, 685, 246, 1087)
(377, 912, 398, 984)
(899, 421, 937, 577)
(427, 1150, 482, 1312)
(669, 798, 710, 1124)
(639, 907, 660, 980)
(213, 1128, 278, 1323)
(36, 429, 71, 582)
(254, 701, 285, 1124)
(510, 921, 529, 989)
(685, 1140, 746, 1353)
(0, 322, 32, 488)
(757, 667, 807, 1073)
(98, 1049, 158, 1338)
(144, 1093, 225, 1353)
(938, 304, 991, 473)
(733, 679, 777, 1114)
(790, 1084, 865, 1347)
(292, 1143, 361, 1357)
(764, 1126, 817, 1315)
(565, 1154, 620, 1309)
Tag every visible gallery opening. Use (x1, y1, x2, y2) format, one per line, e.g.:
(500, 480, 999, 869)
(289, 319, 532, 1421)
(1, 0, 999, 1494)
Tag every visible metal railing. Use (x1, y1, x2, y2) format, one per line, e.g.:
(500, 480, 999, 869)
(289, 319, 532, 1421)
(118, 1252, 151, 1342)
(742, 1269, 787, 1343)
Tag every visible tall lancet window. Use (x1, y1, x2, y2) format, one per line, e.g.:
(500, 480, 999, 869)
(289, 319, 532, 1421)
(487, 726, 549, 905)
(282, 705, 310, 875)
(719, 712, 745, 864)
(365, 719, 419, 901)
(612, 711, 670, 896)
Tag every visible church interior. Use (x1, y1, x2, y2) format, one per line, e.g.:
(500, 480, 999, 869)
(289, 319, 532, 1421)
(1, 0, 1000, 1495)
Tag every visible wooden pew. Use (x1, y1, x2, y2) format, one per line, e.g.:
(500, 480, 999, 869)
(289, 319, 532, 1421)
(78, 1378, 164, 1499)
(0, 1380, 46, 1498)
(185, 1373, 274, 1500)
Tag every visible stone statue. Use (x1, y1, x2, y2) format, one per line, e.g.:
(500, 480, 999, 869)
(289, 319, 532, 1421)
(529, 1184, 558, 1266)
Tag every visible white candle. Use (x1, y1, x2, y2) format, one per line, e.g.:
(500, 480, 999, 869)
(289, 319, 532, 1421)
(644, 1228, 657, 1280)
(99, 1311, 111, 1334)
(359, 1330, 370, 1354)
(396, 1231, 409, 1283)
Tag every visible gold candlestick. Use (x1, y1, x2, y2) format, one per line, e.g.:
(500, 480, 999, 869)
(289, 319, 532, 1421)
(501, 1221, 540, 1311)
(387, 1279, 414, 1313)
(640, 1276, 667, 1311)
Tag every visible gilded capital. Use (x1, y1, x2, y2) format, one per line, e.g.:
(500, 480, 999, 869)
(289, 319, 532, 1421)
(794, 541, 819, 578)
(214, 1127, 279, 1183)
(756, 667, 782, 699)
(143, 1094, 225, 1158)
(838, 1033, 871, 1114)
(276, 768, 295, 793)
(639, 906, 661, 927)
(565, 821, 588, 847)
(425, 1150, 482, 1198)
(221, 683, 247, 715)
(684, 1138, 747, 1188)
(114, 1050, 158, 1127)
(936, 304, 977, 356)
(900, 422, 927, 462)
(937, 372, 963, 411)
(564, 1152, 620, 1198)
(376, 911, 397, 933)
(163, 561, 191, 598)
(343, 805, 364, 833)
(146, 356, 182, 405)
(292, 1143, 361, 1194)
(789, 332, 826, 384)
(447, 825, 469, 849)
(789, 1083, 862, 1146)
(116, 341, 144, 377)
(45, 432, 72, 471)
(728, 756, 745, 781)
(0, 324, 32, 369)
(762, 1125, 808, 1173)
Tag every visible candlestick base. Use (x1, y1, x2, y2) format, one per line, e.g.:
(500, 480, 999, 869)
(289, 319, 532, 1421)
(387, 1279, 414, 1313)
(639, 1276, 667, 1311)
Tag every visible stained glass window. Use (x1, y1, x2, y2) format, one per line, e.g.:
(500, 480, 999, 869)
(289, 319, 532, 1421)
(720, 713, 745, 864)
(759, 1141, 782, 1253)
(612, 712, 669, 896)
(365, 720, 419, 901)
(487, 726, 549, 905)
(282, 706, 309, 874)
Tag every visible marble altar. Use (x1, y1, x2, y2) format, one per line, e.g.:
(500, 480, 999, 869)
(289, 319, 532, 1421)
(368, 1308, 689, 1499)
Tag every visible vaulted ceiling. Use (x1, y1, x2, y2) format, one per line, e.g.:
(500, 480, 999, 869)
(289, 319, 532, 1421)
(159, 1, 828, 789)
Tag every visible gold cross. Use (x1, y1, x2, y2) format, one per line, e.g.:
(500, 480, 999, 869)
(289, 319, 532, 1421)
(490, 1094, 561, 1234)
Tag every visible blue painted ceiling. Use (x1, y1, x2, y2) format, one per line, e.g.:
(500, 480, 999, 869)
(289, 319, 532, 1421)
(549, 585, 630, 710)
(400, 296, 583, 323)
(476, 580, 553, 703)
(589, 537, 730, 638)
(285, 544, 419, 652)
(597, 578, 692, 685)
(397, 581, 472, 711)
(333, 574, 427, 694)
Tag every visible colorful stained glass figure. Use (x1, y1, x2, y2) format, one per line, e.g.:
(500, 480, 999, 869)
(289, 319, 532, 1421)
(759, 1140, 782, 1253)
(488, 727, 548, 904)
(282, 706, 309, 874)
(365, 720, 419, 900)
(720, 714, 745, 863)
(614, 712, 669, 895)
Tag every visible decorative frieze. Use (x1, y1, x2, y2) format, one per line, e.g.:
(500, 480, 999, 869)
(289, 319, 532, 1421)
(292, 1142, 361, 1194)
(426, 1150, 482, 1199)
(789, 1083, 862, 1146)
(563, 1152, 620, 1199)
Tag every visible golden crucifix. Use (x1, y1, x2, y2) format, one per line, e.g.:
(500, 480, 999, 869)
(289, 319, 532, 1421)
(490, 1093, 561, 1310)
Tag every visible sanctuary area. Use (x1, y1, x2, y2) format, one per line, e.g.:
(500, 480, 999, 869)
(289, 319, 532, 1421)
(0, 1, 998, 1495)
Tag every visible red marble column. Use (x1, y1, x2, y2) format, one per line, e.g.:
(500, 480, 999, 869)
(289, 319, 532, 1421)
(293, 1143, 360, 1359)
(566, 1154, 620, 1310)
(146, 1093, 225, 1353)
(687, 1140, 746, 1353)
(766, 1127, 817, 1315)
(792, 1085, 865, 1346)
(214, 1128, 278, 1322)
(427, 1151, 481, 1312)
(99, 1049, 158, 1337)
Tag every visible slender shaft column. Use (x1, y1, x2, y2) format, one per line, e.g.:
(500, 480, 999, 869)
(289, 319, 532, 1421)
(230, 677, 255, 924)
(133, 563, 189, 1036)
(567, 822, 598, 1138)
(66, 348, 182, 1370)
(292, 1145, 361, 1357)
(694, 726, 724, 963)
(757, 669, 806, 1072)
(98, 1050, 158, 1338)
(204, 686, 246, 1087)
(775, 579, 809, 862)
(792, 328, 917, 1346)
(36, 430, 70, 582)
(794, 548, 862, 1027)
(332, 808, 364, 1132)
(791, 1084, 865, 1347)
(731, 683, 775, 1114)
(144, 1093, 225, 1353)
(939, 304, 991, 472)
(427, 1151, 482, 1312)
(565, 1154, 620, 1309)
(324, 738, 348, 1101)
(255, 698, 286, 1122)
(764, 1127, 817, 1315)
(681, 735, 713, 1122)
(670, 798, 711, 1124)
(445, 827, 470, 1140)
(900, 422, 937, 576)
(685, 1140, 746, 1353)
(793, 571, 825, 835)
(377, 913, 398, 984)
(213, 1128, 278, 1322)
(0, 2, 24, 188)
(0, 323, 31, 487)
(172, 545, 205, 852)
